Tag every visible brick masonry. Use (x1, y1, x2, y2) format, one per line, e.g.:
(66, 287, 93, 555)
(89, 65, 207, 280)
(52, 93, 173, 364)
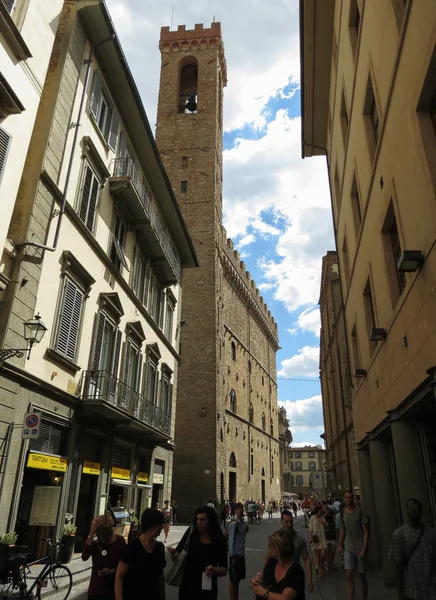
(155, 23, 281, 517)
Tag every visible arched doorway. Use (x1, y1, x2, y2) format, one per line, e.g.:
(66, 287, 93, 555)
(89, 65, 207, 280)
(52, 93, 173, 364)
(229, 453, 237, 500)
(261, 467, 266, 503)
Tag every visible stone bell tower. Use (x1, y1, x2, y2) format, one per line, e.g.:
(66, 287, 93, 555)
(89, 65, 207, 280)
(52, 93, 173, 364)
(155, 23, 227, 515)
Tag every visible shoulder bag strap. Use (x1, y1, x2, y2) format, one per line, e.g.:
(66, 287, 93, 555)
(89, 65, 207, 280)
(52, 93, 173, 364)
(406, 526, 425, 564)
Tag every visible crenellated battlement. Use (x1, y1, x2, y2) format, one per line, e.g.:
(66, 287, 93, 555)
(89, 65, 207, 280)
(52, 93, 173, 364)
(221, 226, 278, 339)
(159, 22, 227, 85)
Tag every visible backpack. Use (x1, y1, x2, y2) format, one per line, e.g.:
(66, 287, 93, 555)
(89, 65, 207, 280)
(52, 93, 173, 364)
(224, 519, 243, 542)
(341, 508, 371, 534)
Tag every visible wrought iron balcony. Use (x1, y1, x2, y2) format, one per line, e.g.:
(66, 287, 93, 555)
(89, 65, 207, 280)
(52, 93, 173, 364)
(80, 369, 171, 436)
(110, 158, 181, 282)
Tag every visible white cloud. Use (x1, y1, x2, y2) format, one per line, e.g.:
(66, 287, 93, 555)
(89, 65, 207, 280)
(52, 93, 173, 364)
(291, 441, 324, 448)
(223, 110, 333, 313)
(279, 395, 324, 443)
(291, 307, 321, 337)
(237, 233, 256, 248)
(278, 346, 320, 379)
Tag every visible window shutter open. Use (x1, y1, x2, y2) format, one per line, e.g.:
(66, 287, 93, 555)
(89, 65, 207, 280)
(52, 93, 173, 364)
(168, 383, 173, 417)
(56, 278, 84, 361)
(87, 174, 99, 231)
(123, 341, 132, 385)
(91, 312, 106, 371)
(108, 109, 120, 151)
(111, 329, 122, 380)
(90, 71, 103, 119)
(136, 352, 143, 393)
(1, 0, 15, 14)
(0, 127, 12, 185)
(79, 166, 93, 224)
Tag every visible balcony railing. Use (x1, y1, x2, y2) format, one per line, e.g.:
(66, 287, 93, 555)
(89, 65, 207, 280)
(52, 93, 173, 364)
(111, 158, 181, 280)
(80, 369, 171, 436)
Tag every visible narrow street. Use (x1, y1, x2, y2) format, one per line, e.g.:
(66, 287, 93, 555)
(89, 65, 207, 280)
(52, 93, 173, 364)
(69, 512, 398, 600)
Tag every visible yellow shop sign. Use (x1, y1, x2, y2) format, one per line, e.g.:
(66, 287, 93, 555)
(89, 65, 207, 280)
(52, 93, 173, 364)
(111, 467, 131, 480)
(83, 461, 100, 476)
(27, 453, 67, 472)
(137, 472, 149, 483)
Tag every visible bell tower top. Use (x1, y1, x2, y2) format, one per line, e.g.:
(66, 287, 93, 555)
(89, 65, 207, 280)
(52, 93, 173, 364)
(159, 22, 227, 86)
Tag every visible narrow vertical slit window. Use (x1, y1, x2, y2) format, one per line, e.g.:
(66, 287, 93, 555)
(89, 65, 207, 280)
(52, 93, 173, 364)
(351, 171, 362, 241)
(341, 237, 350, 290)
(351, 324, 361, 371)
(382, 201, 406, 307)
(181, 180, 188, 193)
(363, 74, 380, 160)
(182, 156, 188, 168)
(363, 278, 377, 352)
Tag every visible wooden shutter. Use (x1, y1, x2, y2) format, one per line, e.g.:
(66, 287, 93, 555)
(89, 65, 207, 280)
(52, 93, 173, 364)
(108, 109, 121, 151)
(91, 312, 106, 371)
(29, 422, 64, 454)
(87, 173, 99, 231)
(167, 383, 173, 417)
(111, 329, 122, 379)
(158, 290, 165, 329)
(118, 131, 127, 159)
(90, 71, 103, 119)
(0, 127, 12, 185)
(56, 278, 84, 361)
(141, 362, 148, 397)
(112, 443, 131, 469)
(1, 0, 15, 14)
(135, 352, 143, 392)
(79, 166, 93, 224)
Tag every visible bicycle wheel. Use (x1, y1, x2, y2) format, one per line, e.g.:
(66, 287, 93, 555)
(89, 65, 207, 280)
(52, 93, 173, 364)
(36, 565, 72, 600)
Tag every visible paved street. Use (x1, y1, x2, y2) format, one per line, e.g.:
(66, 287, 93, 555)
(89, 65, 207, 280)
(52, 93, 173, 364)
(68, 512, 398, 600)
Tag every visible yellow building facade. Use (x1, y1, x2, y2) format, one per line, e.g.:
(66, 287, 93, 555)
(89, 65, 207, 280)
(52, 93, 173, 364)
(301, 0, 436, 583)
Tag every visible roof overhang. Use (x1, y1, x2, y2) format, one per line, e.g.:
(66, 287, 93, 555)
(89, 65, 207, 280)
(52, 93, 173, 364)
(300, 0, 335, 158)
(78, 1, 198, 269)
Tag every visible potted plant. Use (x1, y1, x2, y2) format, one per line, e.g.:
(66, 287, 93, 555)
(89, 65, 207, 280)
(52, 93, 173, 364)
(58, 524, 77, 564)
(0, 532, 18, 578)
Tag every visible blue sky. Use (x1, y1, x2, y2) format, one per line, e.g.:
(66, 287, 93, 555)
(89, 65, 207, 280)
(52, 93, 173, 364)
(106, 0, 333, 446)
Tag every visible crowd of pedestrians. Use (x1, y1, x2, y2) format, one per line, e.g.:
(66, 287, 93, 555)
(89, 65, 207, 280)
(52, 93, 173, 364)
(78, 492, 436, 600)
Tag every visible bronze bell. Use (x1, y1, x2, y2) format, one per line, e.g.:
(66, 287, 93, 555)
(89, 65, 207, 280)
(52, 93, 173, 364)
(186, 95, 197, 113)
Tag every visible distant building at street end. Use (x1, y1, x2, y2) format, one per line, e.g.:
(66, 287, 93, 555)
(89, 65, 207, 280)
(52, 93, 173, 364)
(319, 252, 359, 499)
(155, 22, 281, 515)
(301, 0, 436, 584)
(278, 406, 293, 493)
(288, 445, 327, 498)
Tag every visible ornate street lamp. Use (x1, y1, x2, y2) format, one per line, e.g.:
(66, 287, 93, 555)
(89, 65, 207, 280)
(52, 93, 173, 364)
(0, 314, 47, 361)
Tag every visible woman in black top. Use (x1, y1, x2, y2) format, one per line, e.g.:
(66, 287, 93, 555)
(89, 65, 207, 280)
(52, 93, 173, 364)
(169, 505, 227, 600)
(252, 529, 305, 600)
(115, 508, 165, 600)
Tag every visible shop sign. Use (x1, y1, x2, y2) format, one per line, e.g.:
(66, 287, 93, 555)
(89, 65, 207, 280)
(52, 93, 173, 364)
(83, 461, 101, 475)
(111, 467, 131, 480)
(138, 472, 149, 483)
(22, 412, 42, 439)
(27, 453, 67, 472)
(153, 473, 164, 484)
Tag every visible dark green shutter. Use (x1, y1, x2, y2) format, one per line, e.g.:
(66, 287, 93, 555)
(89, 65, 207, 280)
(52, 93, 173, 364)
(56, 278, 84, 361)
(92, 312, 106, 371)
(0, 127, 12, 185)
(108, 109, 120, 151)
(90, 71, 103, 119)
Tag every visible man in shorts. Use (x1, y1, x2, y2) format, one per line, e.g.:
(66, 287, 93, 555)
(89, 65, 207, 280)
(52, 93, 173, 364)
(338, 490, 369, 600)
(228, 502, 247, 600)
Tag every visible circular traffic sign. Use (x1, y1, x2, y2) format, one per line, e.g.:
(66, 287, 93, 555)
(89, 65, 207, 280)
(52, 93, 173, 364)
(26, 414, 39, 428)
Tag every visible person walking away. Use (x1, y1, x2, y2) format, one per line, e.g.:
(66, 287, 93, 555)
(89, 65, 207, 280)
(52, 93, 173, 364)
(247, 500, 255, 524)
(267, 501, 274, 519)
(252, 530, 305, 599)
(82, 511, 126, 600)
(115, 508, 165, 600)
(338, 490, 369, 600)
(172, 500, 178, 524)
(162, 500, 172, 544)
(292, 502, 298, 518)
(389, 497, 436, 600)
(228, 502, 247, 600)
(264, 509, 313, 593)
(333, 498, 341, 514)
(309, 506, 327, 579)
(168, 505, 227, 600)
(325, 509, 337, 570)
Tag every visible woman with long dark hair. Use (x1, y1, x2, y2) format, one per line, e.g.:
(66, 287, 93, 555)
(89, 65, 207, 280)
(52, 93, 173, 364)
(115, 508, 165, 600)
(168, 505, 227, 600)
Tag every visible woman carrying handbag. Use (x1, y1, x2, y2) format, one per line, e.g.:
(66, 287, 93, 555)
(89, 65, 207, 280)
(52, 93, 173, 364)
(309, 506, 327, 578)
(167, 505, 227, 600)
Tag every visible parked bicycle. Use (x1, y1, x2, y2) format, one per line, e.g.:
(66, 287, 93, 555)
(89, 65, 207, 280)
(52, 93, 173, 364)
(0, 539, 73, 600)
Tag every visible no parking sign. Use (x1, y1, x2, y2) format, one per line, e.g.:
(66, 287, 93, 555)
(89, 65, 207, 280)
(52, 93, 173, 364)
(22, 412, 42, 439)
